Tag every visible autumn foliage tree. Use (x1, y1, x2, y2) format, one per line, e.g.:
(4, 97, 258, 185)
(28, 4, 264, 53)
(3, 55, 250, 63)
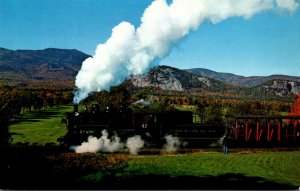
(84, 85, 131, 111)
(289, 93, 300, 116)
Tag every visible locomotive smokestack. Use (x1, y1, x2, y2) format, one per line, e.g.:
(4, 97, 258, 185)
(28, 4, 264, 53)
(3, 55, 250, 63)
(74, 104, 78, 113)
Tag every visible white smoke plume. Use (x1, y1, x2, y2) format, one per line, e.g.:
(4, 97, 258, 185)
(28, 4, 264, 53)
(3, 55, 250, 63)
(70, 136, 102, 153)
(132, 99, 152, 107)
(219, 135, 225, 145)
(74, 0, 299, 103)
(71, 130, 145, 154)
(71, 130, 123, 153)
(163, 135, 181, 152)
(126, 135, 145, 155)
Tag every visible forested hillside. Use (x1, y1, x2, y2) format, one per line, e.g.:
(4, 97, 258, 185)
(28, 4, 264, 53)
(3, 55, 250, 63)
(0, 48, 90, 89)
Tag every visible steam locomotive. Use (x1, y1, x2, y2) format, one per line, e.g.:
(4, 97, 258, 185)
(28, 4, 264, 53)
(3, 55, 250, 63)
(58, 104, 225, 147)
(58, 104, 300, 148)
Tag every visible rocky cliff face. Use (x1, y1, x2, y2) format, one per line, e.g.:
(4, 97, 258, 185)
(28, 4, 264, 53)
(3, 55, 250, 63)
(259, 80, 300, 96)
(131, 74, 184, 91)
(130, 67, 184, 91)
(127, 65, 231, 92)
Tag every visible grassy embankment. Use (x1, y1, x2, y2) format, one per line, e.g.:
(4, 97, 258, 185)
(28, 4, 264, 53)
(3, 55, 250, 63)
(2, 148, 299, 189)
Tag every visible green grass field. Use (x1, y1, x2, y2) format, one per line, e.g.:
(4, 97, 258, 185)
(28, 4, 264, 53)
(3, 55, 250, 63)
(5, 104, 300, 189)
(9, 105, 73, 145)
(80, 151, 300, 189)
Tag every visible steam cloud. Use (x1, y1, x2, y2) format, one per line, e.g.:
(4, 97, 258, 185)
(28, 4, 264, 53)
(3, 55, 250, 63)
(71, 130, 144, 154)
(74, 0, 299, 103)
(126, 135, 145, 155)
(218, 135, 226, 146)
(163, 135, 181, 152)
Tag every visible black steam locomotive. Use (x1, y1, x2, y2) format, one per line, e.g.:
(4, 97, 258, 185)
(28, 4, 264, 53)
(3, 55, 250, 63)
(58, 104, 225, 147)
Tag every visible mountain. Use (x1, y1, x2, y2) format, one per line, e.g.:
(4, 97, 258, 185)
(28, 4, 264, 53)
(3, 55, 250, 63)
(124, 65, 238, 94)
(124, 65, 299, 99)
(185, 68, 300, 87)
(0, 47, 298, 99)
(0, 48, 90, 89)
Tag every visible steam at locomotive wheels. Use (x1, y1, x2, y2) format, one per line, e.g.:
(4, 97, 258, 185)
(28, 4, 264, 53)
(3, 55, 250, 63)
(59, 104, 300, 148)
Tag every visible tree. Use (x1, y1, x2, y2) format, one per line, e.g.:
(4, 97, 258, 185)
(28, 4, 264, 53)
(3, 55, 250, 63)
(109, 85, 131, 110)
(204, 105, 223, 124)
(289, 93, 300, 116)
(0, 90, 22, 147)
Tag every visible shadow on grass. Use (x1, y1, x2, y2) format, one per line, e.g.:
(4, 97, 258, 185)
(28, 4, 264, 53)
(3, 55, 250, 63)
(3, 171, 295, 190)
(77, 173, 297, 190)
(9, 132, 23, 136)
(11, 111, 61, 124)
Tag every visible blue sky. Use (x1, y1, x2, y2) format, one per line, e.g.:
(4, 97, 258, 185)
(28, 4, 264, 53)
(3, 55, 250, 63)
(1, 0, 299, 77)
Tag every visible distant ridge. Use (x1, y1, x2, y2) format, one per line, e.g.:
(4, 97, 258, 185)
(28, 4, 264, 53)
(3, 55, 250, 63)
(185, 68, 300, 87)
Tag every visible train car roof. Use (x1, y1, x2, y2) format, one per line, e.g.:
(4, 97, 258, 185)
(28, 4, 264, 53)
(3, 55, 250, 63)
(226, 114, 300, 120)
